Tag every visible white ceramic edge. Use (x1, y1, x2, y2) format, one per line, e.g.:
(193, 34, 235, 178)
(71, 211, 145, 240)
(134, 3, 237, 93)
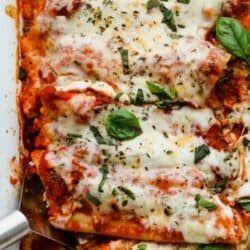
(0, 0, 20, 249)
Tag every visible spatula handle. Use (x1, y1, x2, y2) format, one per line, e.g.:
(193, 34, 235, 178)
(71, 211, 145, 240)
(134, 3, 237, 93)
(0, 211, 30, 249)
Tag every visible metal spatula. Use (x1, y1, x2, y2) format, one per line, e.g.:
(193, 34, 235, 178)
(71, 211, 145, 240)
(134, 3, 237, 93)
(0, 172, 77, 249)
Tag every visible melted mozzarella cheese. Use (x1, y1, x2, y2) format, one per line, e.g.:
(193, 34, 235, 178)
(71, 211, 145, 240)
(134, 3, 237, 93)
(45, 0, 228, 39)
(161, 0, 226, 37)
(46, 146, 235, 243)
(237, 135, 250, 198)
(33, 0, 246, 244)
(46, 105, 242, 183)
(56, 79, 116, 98)
(38, 0, 230, 106)
(101, 106, 240, 180)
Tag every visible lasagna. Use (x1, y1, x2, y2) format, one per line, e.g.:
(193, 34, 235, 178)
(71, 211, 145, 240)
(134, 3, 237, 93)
(18, 0, 250, 248)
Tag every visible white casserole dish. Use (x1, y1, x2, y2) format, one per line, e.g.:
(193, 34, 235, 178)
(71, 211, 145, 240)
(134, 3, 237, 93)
(0, 0, 20, 249)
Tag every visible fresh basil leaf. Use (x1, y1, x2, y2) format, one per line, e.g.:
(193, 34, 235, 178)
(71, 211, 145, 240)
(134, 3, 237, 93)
(147, 81, 176, 100)
(106, 109, 142, 140)
(119, 48, 129, 74)
(146, 0, 160, 9)
(118, 186, 136, 200)
(238, 199, 250, 212)
(216, 17, 250, 62)
(18, 67, 27, 81)
(159, 4, 177, 32)
(195, 194, 217, 211)
(134, 89, 144, 105)
(213, 178, 227, 193)
(65, 133, 82, 145)
(98, 166, 109, 192)
(198, 244, 232, 250)
(137, 244, 147, 250)
(194, 144, 210, 164)
(177, 0, 190, 3)
(90, 126, 114, 145)
(147, 81, 166, 96)
(86, 192, 101, 206)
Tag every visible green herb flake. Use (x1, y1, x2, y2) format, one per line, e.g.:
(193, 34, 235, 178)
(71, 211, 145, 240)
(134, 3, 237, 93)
(134, 89, 144, 105)
(213, 178, 227, 193)
(122, 200, 128, 206)
(147, 81, 176, 100)
(159, 4, 177, 32)
(137, 244, 147, 250)
(18, 67, 27, 81)
(194, 144, 210, 164)
(98, 166, 109, 192)
(216, 17, 250, 64)
(198, 244, 232, 250)
(118, 186, 136, 200)
(238, 199, 250, 212)
(177, 0, 190, 4)
(114, 92, 123, 101)
(119, 48, 129, 74)
(65, 133, 82, 145)
(106, 109, 142, 140)
(164, 206, 172, 216)
(155, 100, 181, 110)
(86, 192, 101, 206)
(169, 33, 183, 39)
(146, 0, 160, 9)
(112, 188, 119, 197)
(243, 137, 250, 147)
(90, 126, 114, 145)
(195, 194, 217, 211)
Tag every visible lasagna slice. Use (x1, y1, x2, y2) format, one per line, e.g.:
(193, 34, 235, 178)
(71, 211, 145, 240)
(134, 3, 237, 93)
(31, 101, 246, 244)
(35, 0, 230, 107)
(18, 0, 250, 247)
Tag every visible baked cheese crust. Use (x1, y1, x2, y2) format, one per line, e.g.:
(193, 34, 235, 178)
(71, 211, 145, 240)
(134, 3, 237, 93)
(18, 0, 250, 247)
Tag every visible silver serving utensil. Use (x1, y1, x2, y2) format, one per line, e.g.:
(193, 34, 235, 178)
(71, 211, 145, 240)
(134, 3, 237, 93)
(0, 172, 76, 249)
